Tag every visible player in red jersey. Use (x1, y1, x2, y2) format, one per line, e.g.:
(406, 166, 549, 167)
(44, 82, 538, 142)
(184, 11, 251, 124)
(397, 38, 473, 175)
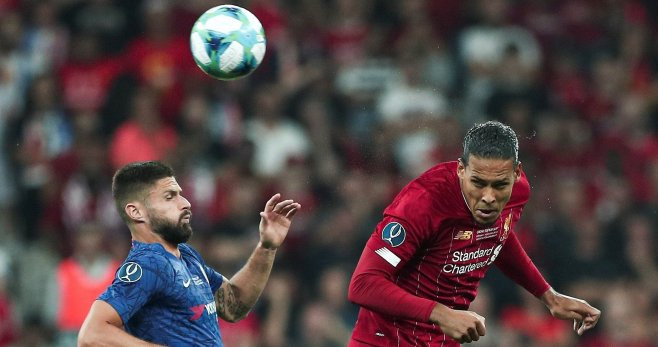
(348, 121, 601, 346)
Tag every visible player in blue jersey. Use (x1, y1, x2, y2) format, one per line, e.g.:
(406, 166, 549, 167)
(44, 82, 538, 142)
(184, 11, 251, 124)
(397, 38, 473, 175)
(78, 161, 300, 346)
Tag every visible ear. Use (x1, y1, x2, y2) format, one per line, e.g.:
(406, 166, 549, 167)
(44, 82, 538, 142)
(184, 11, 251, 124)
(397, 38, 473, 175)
(125, 202, 147, 223)
(457, 158, 466, 179)
(514, 162, 522, 182)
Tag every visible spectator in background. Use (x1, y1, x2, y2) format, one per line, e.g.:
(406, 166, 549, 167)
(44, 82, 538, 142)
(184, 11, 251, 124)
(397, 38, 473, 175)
(46, 222, 119, 347)
(245, 85, 310, 178)
(46, 133, 123, 255)
(109, 86, 178, 170)
(458, 0, 541, 124)
(23, 1, 69, 76)
(70, 0, 129, 55)
(125, 0, 193, 123)
(0, 9, 28, 230)
(58, 32, 122, 113)
(9, 73, 72, 243)
(376, 54, 448, 178)
(258, 273, 294, 347)
(298, 266, 355, 347)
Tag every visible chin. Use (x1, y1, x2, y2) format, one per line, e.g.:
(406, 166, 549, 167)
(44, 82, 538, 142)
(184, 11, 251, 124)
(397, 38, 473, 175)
(475, 216, 498, 226)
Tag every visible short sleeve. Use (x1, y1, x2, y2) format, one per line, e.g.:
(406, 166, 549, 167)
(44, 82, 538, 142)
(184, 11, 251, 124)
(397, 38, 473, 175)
(98, 254, 171, 324)
(203, 265, 224, 293)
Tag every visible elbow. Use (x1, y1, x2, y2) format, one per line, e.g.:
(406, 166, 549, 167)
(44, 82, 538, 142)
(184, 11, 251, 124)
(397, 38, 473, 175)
(347, 273, 366, 306)
(224, 313, 245, 323)
(77, 331, 95, 347)
(77, 322, 104, 347)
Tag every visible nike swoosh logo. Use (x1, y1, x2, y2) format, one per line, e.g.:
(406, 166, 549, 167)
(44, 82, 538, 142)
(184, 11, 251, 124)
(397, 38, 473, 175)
(183, 279, 191, 288)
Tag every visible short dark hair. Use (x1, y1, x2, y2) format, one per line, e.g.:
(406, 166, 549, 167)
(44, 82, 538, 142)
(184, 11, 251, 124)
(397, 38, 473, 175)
(461, 121, 519, 166)
(112, 161, 175, 222)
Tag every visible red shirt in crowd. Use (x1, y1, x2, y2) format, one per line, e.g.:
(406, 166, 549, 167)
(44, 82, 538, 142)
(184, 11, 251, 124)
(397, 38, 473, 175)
(348, 161, 549, 346)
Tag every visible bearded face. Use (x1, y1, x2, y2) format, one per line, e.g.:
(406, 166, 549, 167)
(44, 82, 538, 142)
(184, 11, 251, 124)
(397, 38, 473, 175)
(149, 209, 193, 245)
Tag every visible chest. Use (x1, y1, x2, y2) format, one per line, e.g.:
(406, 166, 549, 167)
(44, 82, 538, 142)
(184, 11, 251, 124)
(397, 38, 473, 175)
(160, 256, 216, 314)
(420, 208, 521, 271)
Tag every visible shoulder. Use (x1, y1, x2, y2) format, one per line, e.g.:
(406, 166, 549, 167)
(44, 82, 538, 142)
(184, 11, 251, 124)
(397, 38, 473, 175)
(415, 161, 459, 193)
(383, 162, 462, 234)
(385, 161, 459, 214)
(118, 245, 175, 281)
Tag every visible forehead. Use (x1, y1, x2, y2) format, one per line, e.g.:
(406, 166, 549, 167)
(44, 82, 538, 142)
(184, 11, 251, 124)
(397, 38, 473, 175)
(466, 155, 516, 180)
(149, 176, 181, 194)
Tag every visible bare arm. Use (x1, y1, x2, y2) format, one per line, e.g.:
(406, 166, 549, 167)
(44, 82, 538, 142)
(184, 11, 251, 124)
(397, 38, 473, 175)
(215, 193, 300, 322)
(78, 300, 164, 347)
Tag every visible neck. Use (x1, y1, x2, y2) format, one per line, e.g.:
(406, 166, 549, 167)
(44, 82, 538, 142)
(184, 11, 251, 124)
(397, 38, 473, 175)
(131, 225, 181, 258)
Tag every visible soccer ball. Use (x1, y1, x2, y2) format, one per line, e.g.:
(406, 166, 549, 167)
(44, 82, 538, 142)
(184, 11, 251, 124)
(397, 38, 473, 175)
(190, 5, 266, 80)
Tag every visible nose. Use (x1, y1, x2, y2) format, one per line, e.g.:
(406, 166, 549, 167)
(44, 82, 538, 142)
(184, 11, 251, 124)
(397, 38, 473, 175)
(180, 196, 192, 210)
(481, 187, 495, 205)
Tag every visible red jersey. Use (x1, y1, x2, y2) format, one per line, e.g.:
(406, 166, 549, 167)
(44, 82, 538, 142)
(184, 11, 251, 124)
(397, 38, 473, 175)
(348, 161, 549, 346)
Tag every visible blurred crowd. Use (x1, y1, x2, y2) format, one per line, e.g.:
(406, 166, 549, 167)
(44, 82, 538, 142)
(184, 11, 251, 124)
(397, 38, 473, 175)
(0, 0, 657, 346)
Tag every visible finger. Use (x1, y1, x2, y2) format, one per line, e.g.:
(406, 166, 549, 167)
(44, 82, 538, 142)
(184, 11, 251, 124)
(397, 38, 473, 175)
(584, 314, 599, 327)
(580, 315, 599, 332)
(581, 321, 595, 333)
(264, 193, 281, 212)
(279, 203, 298, 216)
(581, 302, 600, 316)
(573, 319, 578, 332)
(468, 327, 480, 341)
(577, 320, 586, 335)
(460, 335, 472, 344)
(285, 204, 301, 218)
(273, 199, 294, 213)
(475, 319, 486, 337)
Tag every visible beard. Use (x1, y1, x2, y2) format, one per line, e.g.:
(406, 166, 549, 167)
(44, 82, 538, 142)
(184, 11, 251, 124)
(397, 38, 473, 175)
(150, 212, 193, 245)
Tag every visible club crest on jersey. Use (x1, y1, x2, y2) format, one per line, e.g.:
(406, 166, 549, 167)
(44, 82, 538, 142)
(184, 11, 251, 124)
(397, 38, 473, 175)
(382, 222, 406, 247)
(500, 214, 512, 241)
(117, 262, 143, 283)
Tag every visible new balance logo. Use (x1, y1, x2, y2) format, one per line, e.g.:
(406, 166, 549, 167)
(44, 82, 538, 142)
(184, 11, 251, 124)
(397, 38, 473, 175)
(454, 230, 473, 240)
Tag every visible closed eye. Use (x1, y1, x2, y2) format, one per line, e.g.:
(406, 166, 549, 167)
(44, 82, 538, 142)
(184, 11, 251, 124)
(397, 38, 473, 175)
(471, 179, 486, 188)
(493, 182, 509, 189)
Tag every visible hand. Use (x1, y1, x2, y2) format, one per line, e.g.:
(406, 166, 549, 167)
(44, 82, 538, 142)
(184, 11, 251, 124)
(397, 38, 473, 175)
(429, 303, 486, 343)
(258, 193, 301, 250)
(541, 288, 601, 335)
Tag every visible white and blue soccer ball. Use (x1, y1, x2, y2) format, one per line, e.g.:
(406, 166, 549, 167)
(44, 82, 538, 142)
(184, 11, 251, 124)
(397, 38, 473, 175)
(190, 5, 266, 80)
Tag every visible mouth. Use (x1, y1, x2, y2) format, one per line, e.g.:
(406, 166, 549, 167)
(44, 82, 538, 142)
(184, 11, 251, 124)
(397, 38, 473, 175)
(181, 212, 192, 222)
(475, 208, 498, 220)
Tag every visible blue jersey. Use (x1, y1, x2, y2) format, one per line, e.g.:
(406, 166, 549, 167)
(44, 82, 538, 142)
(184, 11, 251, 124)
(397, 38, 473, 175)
(99, 241, 224, 346)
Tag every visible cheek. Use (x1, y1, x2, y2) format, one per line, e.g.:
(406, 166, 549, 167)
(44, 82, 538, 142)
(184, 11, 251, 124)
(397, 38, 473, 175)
(498, 189, 514, 203)
(466, 188, 481, 203)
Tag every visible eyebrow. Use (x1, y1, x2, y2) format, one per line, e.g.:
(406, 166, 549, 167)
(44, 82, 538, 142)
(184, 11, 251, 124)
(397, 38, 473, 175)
(471, 176, 510, 185)
(162, 188, 182, 195)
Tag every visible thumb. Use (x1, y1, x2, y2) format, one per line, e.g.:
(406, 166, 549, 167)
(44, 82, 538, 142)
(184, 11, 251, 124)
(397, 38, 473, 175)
(260, 212, 267, 218)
